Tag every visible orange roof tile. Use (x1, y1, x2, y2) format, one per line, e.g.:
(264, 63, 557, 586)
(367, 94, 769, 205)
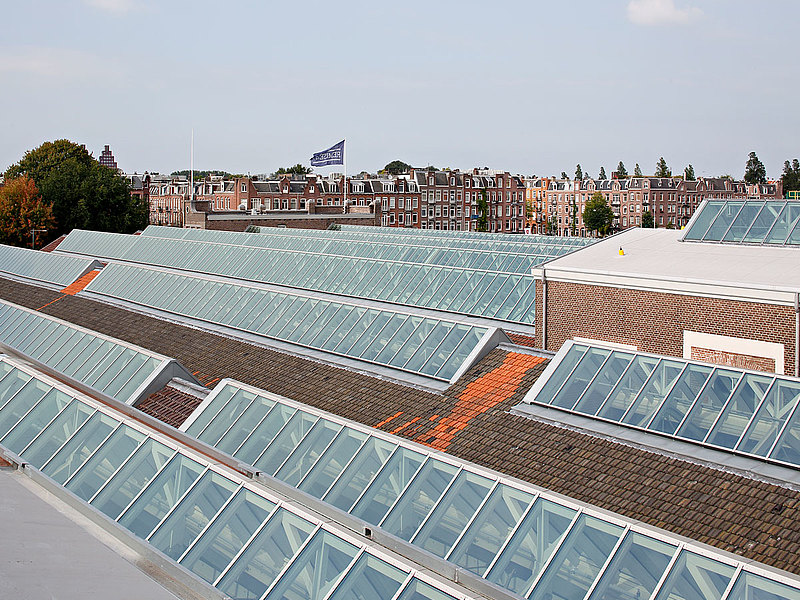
(60, 269, 101, 296)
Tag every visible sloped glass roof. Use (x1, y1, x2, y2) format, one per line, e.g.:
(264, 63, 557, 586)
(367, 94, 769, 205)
(59, 229, 536, 326)
(682, 200, 800, 245)
(0, 299, 171, 405)
(180, 378, 800, 600)
(521, 340, 800, 471)
(0, 356, 474, 600)
(0, 243, 97, 287)
(84, 263, 491, 383)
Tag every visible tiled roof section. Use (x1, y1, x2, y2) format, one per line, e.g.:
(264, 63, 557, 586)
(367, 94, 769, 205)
(40, 235, 66, 253)
(2, 275, 800, 575)
(506, 332, 538, 348)
(60, 269, 101, 295)
(137, 385, 205, 428)
(0, 455, 11, 467)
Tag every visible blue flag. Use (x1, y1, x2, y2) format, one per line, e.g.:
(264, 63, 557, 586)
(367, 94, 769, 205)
(310, 140, 345, 167)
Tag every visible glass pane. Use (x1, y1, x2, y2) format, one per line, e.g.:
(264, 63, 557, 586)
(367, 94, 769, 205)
(533, 345, 589, 405)
(389, 318, 439, 368)
(449, 484, 534, 576)
(587, 531, 676, 600)
(407, 322, 459, 376)
(253, 410, 318, 476)
(186, 385, 238, 438)
(66, 424, 146, 501)
(653, 550, 734, 600)
(413, 471, 494, 558)
(42, 412, 119, 485)
(726, 571, 800, 600)
(676, 369, 741, 442)
(552, 347, 612, 410)
(264, 529, 358, 600)
(529, 514, 623, 600)
(274, 420, 341, 487)
(738, 380, 800, 456)
(198, 389, 257, 447)
(324, 437, 397, 512)
(180, 488, 275, 585)
(706, 373, 773, 449)
(350, 447, 426, 524)
(434, 327, 486, 382)
(622, 360, 684, 428)
(772, 395, 800, 465)
(216, 508, 315, 600)
(702, 201, 743, 241)
(395, 579, 458, 600)
(649, 364, 713, 435)
(574, 352, 634, 415)
(684, 201, 724, 241)
(0, 385, 70, 451)
(765, 203, 800, 244)
(149, 471, 238, 560)
(723, 202, 766, 242)
(216, 394, 276, 456)
(326, 553, 406, 600)
(20, 400, 94, 469)
(234, 404, 296, 465)
(91, 438, 174, 520)
(359, 314, 406, 362)
(0, 364, 28, 410)
(117, 453, 204, 539)
(742, 202, 784, 243)
(298, 427, 368, 499)
(486, 498, 575, 595)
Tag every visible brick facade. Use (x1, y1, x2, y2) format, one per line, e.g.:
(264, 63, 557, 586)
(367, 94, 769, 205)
(535, 280, 797, 375)
(690, 347, 777, 373)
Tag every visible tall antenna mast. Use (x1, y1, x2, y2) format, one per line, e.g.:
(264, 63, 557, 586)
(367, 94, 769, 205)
(190, 129, 194, 208)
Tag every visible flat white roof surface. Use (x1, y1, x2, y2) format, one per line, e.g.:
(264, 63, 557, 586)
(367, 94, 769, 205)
(537, 228, 800, 293)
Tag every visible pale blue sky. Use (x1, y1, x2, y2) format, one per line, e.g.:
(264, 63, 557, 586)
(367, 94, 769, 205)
(2, 0, 797, 180)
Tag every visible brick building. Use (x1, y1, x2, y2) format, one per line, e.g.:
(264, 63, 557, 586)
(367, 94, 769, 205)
(98, 144, 118, 170)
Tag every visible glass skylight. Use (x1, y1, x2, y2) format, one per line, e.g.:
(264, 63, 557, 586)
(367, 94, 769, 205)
(59, 229, 537, 325)
(0, 243, 97, 287)
(0, 356, 473, 600)
(0, 299, 172, 405)
(84, 263, 491, 383)
(522, 340, 800, 471)
(180, 378, 800, 600)
(683, 200, 800, 245)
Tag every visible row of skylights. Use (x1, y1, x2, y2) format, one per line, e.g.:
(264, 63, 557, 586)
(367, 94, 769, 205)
(0, 300, 177, 405)
(58, 230, 537, 326)
(84, 263, 492, 383)
(682, 200, 800, 245)
(0, 243, 98, 288)
(0, 356, 476, 600)
(521, 340, 800, 471)
(142, 225, 570, 276)
(182, 379, 800, 600)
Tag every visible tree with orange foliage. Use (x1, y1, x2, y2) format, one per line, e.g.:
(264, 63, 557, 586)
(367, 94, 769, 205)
(0, 175, 56, 247)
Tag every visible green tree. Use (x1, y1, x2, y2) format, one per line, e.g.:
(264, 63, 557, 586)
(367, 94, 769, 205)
(744, 151, 767, 184)
(0, 176, 56, 247)
(383, 160, 411, 175)
(598, 166, 607, 180)
(641, 210, 655, 228)
(271, 164, 312, 178)
(561, 171, 568, 179)
(6, 139, 146, 235)
(781, 159, 800, 195)
(170, 169, 233, 179)
(655, 157, 671, 178)
(575, 164, 583, 180)
(684, 164, 696, 181)
(583, 191, 614, 236)
(616, 161, 628, 179)
(634, 163, 643, 177)
(476, 188, 489, 232)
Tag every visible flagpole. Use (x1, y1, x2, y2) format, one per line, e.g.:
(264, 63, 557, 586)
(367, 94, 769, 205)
(343, 138, 347, 209)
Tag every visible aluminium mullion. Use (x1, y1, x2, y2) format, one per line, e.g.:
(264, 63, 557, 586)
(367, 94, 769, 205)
(256, 523, 323, 600)
(499, 277, 535, 323)
(0, 368, 20, 411)
(566, 351, 616, 412)
(84, 349, 131, 389)
(645, 543, 685, 600)
(403, 320, 453, 370)
(480, 492, 540, 578)
(760, 201, 790, 246)
(229, 400, 283, 458)
(695, 201, 729, 242)
(317, 547, 366, 600)
(61, 341, 110, 380)
(716, 202, 747, 242)
(25, 323, 68, 358)
(106, 356, 153, 400)
(207, 391, 260, 447)
(376, 455, 431, 528)
(176, 482, 246, 564)
(4, 317, 49, 350)
(36, 328, 82, 364)
(113, 450, 181, 523)
(388, 265, 423, 303)
(667, 366, 720, 435)
(343, 444, 402, 512)
(738, 202, 768, 242)
(765, 388, 800, 458)
(732, 377, 779, 451)
(40, 410, 117, 476)
(0, 384, 55, 442)
(567, 524, 631, 600)
(362, 314, 411, 362)
(619, 358, 676, 425)
(62, 420, 126, 488)
(543, 344, 597, 408)
(304, 304, 348, 349)
(718, 565, 744, 600)
(294, 425, 348, 489)
(519, 508, 584, 598)
(145, 464, 212, 542)
(408, 465, 465, 544)
(316, 434, 372, 502)
(18, 403, 94, 460)
(593, 354, 641, 417)
(701, 370, 748, 444)
(386, 318, 438, 367)
(84, 434, 155, 504)
(210, 498, 285, 587)
(193, 384, 246, 441)
(443, 478, 501, 561)
(270, 415, 323, 477)
(474, 274, 511, 318)
(248, 407, 300, 470)
(339, 310, 389, 358)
